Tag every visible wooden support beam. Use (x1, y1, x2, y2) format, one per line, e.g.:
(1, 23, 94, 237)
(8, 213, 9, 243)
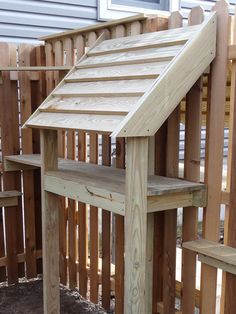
(0, 191, 21, 207)
(200, 2, 229, 313)
(40, 129, 60, 314)
(162, 11, 182, 314)
(228, 43, 236, 60)
(124, 137, 148, 314)
(222, 5, 236, 313)
(182, 7, 203, 314)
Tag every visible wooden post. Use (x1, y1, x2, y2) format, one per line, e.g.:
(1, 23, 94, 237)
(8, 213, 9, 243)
(40, 129, 60, 314)
(200, 1, 229, 313)
(125, 136, 149, 313)
(182, 7, 203, 314)
(222, 6, 236, 314)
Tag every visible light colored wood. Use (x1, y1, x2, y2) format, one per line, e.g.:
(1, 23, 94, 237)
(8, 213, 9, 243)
(40, 96, 139, 115)
(4, 154, 206, 193)
(53, 79, 154, 96)
(40, 14, 147, 41)
(0, 190, 21, 207)
(162, 11, 182, 314)
(23, 33, 105, 129)
(25, 112, 124, 133)
(65, 61, 166, 82)
(112, 13, 217, 137)
(4, 153, 206, 217)
(182, 7, 204, 314)
(89, 25, 198, 56)
(200, 2, 230, 314)
(199, 254, 236, 276)
(78, 45, 181, 68)
(222, 6, 236, 314)
(221, 190, 230, 205)
(228, 43, 236, 60)
(54, 38, 67, 286)
(40, 129, 59, 314)
(124, 137, 148, 314)
(184, 240, 236, 268)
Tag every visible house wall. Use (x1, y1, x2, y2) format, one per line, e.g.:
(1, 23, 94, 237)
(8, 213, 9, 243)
(0, 0, 98, 43)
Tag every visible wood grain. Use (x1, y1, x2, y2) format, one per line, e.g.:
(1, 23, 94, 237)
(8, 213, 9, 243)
(79, 45, 181, 68)
(182, 7, 203, 314)
(113, 13, 217, 137)
(200, 2, 230, 314)
(54, 79, 154, 96)
(89, 25, 198, 55)
(40, 96, 139, 115)
(40, 129, 59, 314)
(66, 61, 166, 82)
(124, 137, 148, 313)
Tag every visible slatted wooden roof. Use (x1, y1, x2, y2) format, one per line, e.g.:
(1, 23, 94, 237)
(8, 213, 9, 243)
(24, 13, 216, 137)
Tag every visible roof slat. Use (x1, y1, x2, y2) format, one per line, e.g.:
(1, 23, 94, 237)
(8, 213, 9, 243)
(65, 61, 168, 82)
(40, 96, 139, 115)
(26, 112, 123, 133)
(53, 79, 154, 97)
(88, 25, 199, 56)
(77, 45, 182, 69)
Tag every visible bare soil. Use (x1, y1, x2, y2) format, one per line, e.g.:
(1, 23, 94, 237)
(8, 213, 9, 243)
(0, 278, 107, 314)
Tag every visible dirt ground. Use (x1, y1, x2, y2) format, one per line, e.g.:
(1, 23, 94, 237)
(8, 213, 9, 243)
(0, 278, 108, 314)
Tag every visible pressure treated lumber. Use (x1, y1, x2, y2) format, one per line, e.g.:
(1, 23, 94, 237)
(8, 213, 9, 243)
(88, 24, 198, 55)
(222, 6, 236, 313)
(78, 45, 181, 68)
(124, 137, 148, 313)
(53, 79, 153, 96)
(200, 2, 229, 314)
(4, 154, 206, 215)
(65, 62, 166, 82)
(112, 13, 216, 137)
(40, 96, 139, 115)
(0, 191, 21, 207)
(25, 15, 216, 137)
(161, 10, 182, 314)
(40, 129, 60, 314)
(183, 240, 236, 275)
(182, 7, 203, 314)
(25, 112, 124, 133)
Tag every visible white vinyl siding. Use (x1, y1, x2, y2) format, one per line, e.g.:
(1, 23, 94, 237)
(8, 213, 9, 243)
(180, 0, 236, 17)
(112, 0, 169, 11)
(0, 0, 98, 43)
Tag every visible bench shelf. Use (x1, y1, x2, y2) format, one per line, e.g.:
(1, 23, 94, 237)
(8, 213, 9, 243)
(0, 190, 21, 207)
(183, 239, 236, 275)
(5, 154, 206, 214)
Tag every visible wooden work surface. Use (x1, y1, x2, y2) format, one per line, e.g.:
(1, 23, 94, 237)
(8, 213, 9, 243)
(5, 154, 206, 214)
(183, 240, 236, 266)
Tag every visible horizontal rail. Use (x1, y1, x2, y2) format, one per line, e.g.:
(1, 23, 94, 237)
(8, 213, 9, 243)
(0, 66, 71, 71)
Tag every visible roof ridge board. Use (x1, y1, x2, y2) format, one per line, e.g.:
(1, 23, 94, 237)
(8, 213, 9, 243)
(23, 32, 106, 129)
(111, 12, 217, 138)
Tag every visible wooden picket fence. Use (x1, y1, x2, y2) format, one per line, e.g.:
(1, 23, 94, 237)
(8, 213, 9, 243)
(0, 2, 236, 313)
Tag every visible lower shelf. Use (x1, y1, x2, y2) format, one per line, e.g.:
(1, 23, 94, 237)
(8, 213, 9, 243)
(183, 239, 236, 275)
(0, 190, 21, 207)
(5, 154, 207, 214)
